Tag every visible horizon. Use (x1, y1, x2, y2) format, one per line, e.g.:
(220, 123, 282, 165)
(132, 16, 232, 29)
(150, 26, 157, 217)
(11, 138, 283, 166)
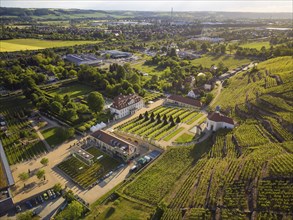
(1, 1, 293, 13)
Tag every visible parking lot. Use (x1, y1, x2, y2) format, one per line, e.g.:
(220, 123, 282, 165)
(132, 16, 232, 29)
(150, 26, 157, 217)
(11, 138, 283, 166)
(11, 188, 64, 219)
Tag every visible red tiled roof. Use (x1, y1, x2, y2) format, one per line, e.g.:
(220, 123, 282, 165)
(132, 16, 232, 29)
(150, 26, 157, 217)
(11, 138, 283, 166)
(168, 95, 202, 108)
(111, 94, 142, 110)
(91, 130, 133, 154)
(208, 112, 234, 125)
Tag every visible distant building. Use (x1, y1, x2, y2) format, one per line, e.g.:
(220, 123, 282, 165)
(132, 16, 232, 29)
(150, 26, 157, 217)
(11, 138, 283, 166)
(110, 94, 143, 119)
(206, 111, 235, 131)
(0, 141, 15, 215)
(204, 84, 212, 91)
(102, 50, 132, 59)
(219, 73, 230, 80)
(65, 54, 102, 66)
(166, 95, 202, 109)
(46, 72, 57, 82)
(90, 130, 137, 161)
(187, 88, 201, 99)
(178, 51, 201, 59)
(210, 65, 218, 72)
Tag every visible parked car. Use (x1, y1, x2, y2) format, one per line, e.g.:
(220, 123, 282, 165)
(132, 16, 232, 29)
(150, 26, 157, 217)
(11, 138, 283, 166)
(43, 193, 49, 200)
(47, 190, 52, 198)
(15, 205, 21, 213)
(55, 190, 61, 197)
(51, 190, 56, 199)
(37, 195, 44, 203)
(25, 201, 33, 209)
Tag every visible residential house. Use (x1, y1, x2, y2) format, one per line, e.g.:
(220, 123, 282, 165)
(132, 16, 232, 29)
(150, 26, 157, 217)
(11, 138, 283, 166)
(206, 111, 235, 131)
(110, 94, 144, 119)
(187, 88, 201, 99)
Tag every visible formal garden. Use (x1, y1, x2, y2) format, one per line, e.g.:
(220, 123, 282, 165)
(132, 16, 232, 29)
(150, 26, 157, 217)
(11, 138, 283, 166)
(116, 106, 201, 141)
(0, 96, 48, 165)
(57, 147, 121, 189)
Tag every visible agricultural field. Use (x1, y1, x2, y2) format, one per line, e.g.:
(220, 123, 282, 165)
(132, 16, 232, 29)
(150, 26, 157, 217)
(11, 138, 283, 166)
(117, 106, 200, 141)
(57, 147, 120, 188)
(0, 96, 47, 165)
(212, 56, 293, 112)
(86, 197, 154, 220)
(47, 82, 94, 99)
(240, 41, 271, 50)
(190, 55, 251, 69)
(0, 38, 99, 52)
(101, 56, 293, 219)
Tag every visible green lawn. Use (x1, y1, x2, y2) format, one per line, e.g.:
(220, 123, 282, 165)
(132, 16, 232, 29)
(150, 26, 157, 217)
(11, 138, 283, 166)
(48, 83, 94, 98)
(240, 41, 271, 50)
(163, 127, 185, 141)
(191, 55, 251, 69)
(132, 61, 166, 77)
(0, 39, 100, 52)
(41, 127, 67, 147)
(91, 197, 153, 220)
(175, 133, 195, 143)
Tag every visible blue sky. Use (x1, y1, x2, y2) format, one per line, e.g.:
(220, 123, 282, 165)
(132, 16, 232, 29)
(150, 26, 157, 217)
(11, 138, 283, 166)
(1, 1, 292, 12)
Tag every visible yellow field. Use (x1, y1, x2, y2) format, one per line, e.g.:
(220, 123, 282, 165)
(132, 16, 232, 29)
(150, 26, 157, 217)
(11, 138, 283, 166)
(0, 39, 100, 52)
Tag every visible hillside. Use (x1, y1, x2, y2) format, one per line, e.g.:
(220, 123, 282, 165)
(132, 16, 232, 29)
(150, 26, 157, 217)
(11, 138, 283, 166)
(1, 8, 292, 20)
(87, 56, 293, 219)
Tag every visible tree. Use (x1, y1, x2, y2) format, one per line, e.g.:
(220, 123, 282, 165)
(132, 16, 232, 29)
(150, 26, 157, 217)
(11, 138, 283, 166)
(53, 183, 62, 193)
(40, 157, 49, 166)
(126, 87, 135, 94)
(36, 169, 45, 180)
(64, 190, 75, 203)
(205, 93, 214, 105)
(176, 116, 181, 124)
(51, 101, 63, 114)
(19, 172, 29, 182)
(17, 211, 33, 220)
(139, 114, 143, 120)
(201, 43, 208, 52)
(55, 200, 83, 220)
(87, 92, 105, 113)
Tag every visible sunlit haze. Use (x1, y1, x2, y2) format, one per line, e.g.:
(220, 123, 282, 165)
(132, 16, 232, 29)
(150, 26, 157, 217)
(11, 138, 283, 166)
(1, 0, 292, 12)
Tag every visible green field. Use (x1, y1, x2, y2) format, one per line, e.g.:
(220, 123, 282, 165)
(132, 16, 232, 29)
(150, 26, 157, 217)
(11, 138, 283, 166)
(47, 83, 94, 98)
(240, 41, 271, 50)
(175, 132, 195, 143)
(0, 39, 100, 52)
(87, 197, 153, 220)
(41, 127, 67, 148)
(191, 55, 251, 69)
(132, 61, 166, 77)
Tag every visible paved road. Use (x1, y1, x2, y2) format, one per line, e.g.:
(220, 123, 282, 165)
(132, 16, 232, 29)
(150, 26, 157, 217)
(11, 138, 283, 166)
(39, 197, 65, 220)
(209, 80, 222, 107)
(32, 123, 51, 151)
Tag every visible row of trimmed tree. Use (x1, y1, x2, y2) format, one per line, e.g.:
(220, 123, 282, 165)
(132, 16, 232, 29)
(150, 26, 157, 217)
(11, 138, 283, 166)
(139, 111, 181, 127)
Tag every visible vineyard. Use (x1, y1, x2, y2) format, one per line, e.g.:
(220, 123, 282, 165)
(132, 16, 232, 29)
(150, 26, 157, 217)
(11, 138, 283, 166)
(117, 106, 200, 141)
(0, 96, 47, 165)
(57, 147, 120, 188)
